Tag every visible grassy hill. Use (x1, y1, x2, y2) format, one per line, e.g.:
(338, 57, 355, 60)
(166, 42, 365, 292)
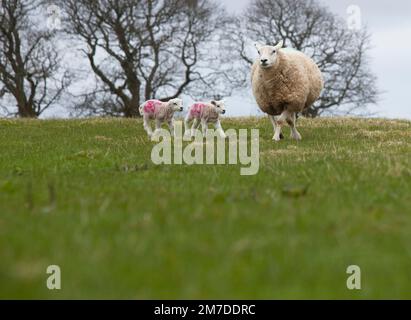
(0, 117, 410, 299)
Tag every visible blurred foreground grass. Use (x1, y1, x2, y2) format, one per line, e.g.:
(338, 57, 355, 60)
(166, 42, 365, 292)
(0, 117, 410, 299)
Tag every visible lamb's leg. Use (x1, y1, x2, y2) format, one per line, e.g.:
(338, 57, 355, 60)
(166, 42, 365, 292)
(215, 120, 227, 139)
(269, 115, 284, 140)
(184, 115, 192, 138)
(287, 112, 302, 141)
(153, 119, 162, 138)
(168, 118, 175, 137)
(201, 119, 208, 138)
(143, 115, 153, 137)
(191, 119, 200, 138)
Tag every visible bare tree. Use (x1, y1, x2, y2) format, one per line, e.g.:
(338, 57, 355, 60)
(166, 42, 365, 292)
(0, 0, 71, 118)
(60, 0, 235, 117)
(232, 0, 379, 117)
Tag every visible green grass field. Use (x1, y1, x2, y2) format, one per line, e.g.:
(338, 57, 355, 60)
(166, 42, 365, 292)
(0, 117, 410, 299)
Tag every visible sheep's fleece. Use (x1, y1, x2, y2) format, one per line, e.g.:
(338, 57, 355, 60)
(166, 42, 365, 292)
(251, 47, 323, 115)
(188, 103, 220, 122)
(141, 99, 175, 121)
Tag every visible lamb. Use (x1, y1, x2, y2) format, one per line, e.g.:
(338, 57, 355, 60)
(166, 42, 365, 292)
(251, 41, 324, 141)
(139, 98, 183, 138)
(184, 100, 227, 139)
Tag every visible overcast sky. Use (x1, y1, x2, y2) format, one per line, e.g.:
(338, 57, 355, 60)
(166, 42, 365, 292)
(221, 0, 411, 119)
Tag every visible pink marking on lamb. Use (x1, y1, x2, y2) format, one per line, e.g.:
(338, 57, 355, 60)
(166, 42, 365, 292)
(190, 103, 205, 117)
(144, 100, 161, 114)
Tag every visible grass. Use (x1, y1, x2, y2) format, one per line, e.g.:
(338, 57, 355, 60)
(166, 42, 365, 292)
(0, 116, 410, 299)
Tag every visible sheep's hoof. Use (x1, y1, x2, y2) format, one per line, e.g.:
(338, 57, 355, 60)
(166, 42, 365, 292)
(291, 131, 302, 141)
(273, 132, 284, 141)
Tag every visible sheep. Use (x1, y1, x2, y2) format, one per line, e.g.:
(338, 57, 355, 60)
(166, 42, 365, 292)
(251, 41, 324, 141)
(139, 98, 183, 138)
(184, 100, 227, 139)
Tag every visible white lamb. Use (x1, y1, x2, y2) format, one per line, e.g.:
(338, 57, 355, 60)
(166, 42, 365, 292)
(139, 98, 183, 138)
(184, 100, 227, 139)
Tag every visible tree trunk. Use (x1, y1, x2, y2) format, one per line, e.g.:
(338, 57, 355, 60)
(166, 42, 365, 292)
(17, 101, 38, 118)
(122, 90, 141, 118)
(123, 101, 140, 118)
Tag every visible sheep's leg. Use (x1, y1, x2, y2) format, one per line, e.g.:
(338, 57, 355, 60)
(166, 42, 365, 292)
(191, 119, 201, 138)
(152, 119, 162, 138)
(184, 115, 193, 138)
(201, 119, 208, 138)
(184, 115, 190, 137)
(168, 118, 175, 137)
(273, 112, 288, 141)
(143, 115, 153, 137)
(287, 112, 302, 141)
(215, 120, 227, 139)
(269, 115, 284, 140)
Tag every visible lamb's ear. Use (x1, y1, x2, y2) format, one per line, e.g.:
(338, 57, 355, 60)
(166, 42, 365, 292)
(211, 100, 217, 106)
(274, 40, 284, 50)
(254, 43, 262, 52)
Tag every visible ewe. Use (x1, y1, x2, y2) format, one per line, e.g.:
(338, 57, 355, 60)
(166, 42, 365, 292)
(251, 41, 323, 141)
(139, 98, 183, 138)
(184, 100, 227, 139)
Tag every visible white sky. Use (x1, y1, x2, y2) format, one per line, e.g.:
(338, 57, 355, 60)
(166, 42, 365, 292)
(221, 0, 411, 119)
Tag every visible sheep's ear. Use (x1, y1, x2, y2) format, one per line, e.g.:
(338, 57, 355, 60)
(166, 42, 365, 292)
(254, 43, 262, 52)
(211, 100, 217, 106)
(274, 40, 284, 50)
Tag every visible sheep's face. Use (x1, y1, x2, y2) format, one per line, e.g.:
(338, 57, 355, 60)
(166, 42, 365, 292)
(211, 100, 226, 115)
(255, 41, 283, 68)
(169, 98, 183, 112)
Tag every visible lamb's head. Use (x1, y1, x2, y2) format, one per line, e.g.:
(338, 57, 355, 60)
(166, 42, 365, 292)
(168, 98, 183, 112)
(211, 100, 226, 115)
(254, 41, 283, 68)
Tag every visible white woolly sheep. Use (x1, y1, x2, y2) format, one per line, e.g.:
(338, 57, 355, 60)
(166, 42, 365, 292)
(184, 100, 227, 138)
(139, 98, 183, 138)
(252, 41, 324, 141)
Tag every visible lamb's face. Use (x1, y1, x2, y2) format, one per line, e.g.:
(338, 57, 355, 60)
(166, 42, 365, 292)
(255, 41, 283, 68)
(169, 98, 183, 112)
(211, 100, 226, 115)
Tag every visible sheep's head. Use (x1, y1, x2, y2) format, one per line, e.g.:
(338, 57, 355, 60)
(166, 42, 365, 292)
(168, 98, 183, 112)
(211, 100, 226, 115)
(254, 41, 283, 68)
